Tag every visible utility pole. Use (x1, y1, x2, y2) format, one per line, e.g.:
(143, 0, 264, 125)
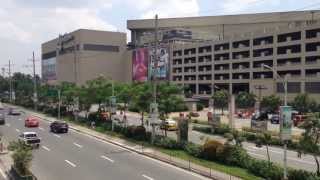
(254, 85, 267, 112)
(8, 60, 12, 103)
(151, 14, 159, 144)
(32, 51, 38, 111)
(58, 89, 61, 120)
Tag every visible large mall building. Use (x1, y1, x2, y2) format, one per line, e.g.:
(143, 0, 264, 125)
(42, 10, 320, 102)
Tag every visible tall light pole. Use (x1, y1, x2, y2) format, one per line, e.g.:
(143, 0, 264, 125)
(150, 14, 159, 144)
(8, 60, 12, 103)
(32, 52, 38, 111)
(262, 64, 288, 179)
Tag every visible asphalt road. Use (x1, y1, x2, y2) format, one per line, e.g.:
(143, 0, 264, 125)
(0, 108, 209, 180)
(121, 113, 317, 172)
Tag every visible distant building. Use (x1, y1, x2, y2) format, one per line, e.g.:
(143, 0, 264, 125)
(41, 29, 131, 85)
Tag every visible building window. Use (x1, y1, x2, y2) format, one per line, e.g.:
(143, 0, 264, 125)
(277, 82, 300, 93)
(83, 44, 119, 52)
(42, 51, 56, 59)
(305, 82, 320, 93)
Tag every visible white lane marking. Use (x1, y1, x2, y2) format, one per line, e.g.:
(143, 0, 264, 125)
(101, 155, 114, 163)
(5, 123, 10, 127)
(65, 160, 76, 167)
(53, 134, 61, 138)
(42, 146, 51, 151)
(18, 118, 22, 121)
(288, 157, 315, 165)
(39, 127, 45, 131)
(248, 152, 265, 158)
(73, 142, 83, 148)
(63, 124, 210, 180)
(0, 166, 7, 179)
(15, 129, 20, 132)
(142, 174, 154, 180)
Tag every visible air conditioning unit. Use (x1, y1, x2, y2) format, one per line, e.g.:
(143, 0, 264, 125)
(220, 56, 224, 60)
(239, 65, 243, 70)
(261, 40, 265, 45)
(239, 75, 243, 79)
(286, 49, 291, 54)
(261, 74, 265, 79)
(261, 52, 265, 57)
(220, 76, 224, 80)
(239, 44, 244, 48)
(220, 46, 224, 51)
(317, 32, 320, 38)
(286, 36, 291, 42)
(239, 54, 243, 59)
(220, 66, 224, 70)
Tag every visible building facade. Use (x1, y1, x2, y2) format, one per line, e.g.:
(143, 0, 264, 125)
(170, 21, 320, 102)
(42, 29, 131, 85)
(128, 10, 320, 46)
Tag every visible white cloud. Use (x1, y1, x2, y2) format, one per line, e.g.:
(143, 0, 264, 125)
(220, 0, 281, 14)
(126, 0, 200, 19)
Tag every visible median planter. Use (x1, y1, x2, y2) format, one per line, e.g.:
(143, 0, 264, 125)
(9, 166, 37, 180)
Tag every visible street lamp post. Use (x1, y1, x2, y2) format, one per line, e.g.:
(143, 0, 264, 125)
(262, 64, 288, 179)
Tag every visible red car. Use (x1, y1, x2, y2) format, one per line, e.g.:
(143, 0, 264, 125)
(25, 116, 40, 127)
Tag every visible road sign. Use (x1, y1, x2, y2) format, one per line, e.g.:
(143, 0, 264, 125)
(280, 106, 292, 141)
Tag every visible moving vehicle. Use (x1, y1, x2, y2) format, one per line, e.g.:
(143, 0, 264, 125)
(160, 119, 178, 131)
(270, 114, 280, 124)
(293, 114, 308, 126)
(0, 113, 5, 125)
(50, 121, 69, 133)
(25, 116, 40, 127)
(8, 108, 21, 115)
(18, 132, 41, 148)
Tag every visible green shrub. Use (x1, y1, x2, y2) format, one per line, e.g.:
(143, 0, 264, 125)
(214, 124, 231, 135)
(183, 142, 202, 158)
(201, 140, 224, 161)
(154, 137, 182, 149)
(247, 159, 283, 180)
(124, 126, 147, 141)
(192, 126, 211, 133)
(196, 103, 204, 111)
(220, 145, 250, 168)
(288, 169, 320, 180)
(189, 112, 200, 117)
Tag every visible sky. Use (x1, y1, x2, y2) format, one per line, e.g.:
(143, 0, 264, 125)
(0, 0, 320, 75)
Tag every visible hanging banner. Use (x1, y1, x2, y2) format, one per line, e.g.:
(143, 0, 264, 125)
(280, 106, 292, 141)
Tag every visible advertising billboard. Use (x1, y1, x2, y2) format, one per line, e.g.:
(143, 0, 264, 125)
(148, 46, 169, 80)
(42, 57, 57, 81)
(132, 48, 148, 82)
(280, 106, 292, 141)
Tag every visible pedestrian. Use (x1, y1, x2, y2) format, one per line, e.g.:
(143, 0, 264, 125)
(91, 121, 96, 129)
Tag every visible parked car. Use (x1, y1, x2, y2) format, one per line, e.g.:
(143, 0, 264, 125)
(50, 121, 68, 133)
(270, 114, 280, 124)
(0, 113, 5, 125)
(25, 116, 40, 127)
(293, 114, 308, 126)
(160, 119, 178, 131)
(18, 132, 40, 148)
(8, 108, 21, 115)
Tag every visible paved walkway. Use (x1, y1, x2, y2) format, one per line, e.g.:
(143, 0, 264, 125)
(13, 105, 241, 180)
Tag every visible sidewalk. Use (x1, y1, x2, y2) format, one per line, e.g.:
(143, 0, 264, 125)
(0, 138, 13, 180)
(12, 105, 241, 180)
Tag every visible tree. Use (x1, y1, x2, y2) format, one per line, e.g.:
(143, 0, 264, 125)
(131, 83, 153, 126)
(212, 90, 228, 115)
(297, 113, 320, 175)
(8, 141, 33, 175)
(291, 94, 317, 113)
(224, 130, 245, 147)
(260, 95, 281, 112)
(256, 132, 272, 164)
(235, 91, 256, 109)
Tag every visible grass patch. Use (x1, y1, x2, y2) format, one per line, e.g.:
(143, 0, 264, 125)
(157, 148, 262, 180)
